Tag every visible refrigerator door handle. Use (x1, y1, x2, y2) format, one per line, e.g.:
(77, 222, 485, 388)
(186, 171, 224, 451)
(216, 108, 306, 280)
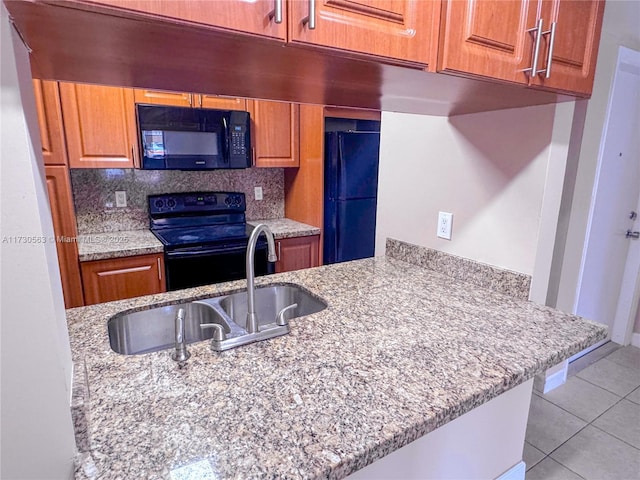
(334, 205, 340, 262)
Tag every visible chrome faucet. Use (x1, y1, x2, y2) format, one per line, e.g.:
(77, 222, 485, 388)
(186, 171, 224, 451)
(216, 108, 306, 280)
(171, 307, 190, 363)
(246, 224, 278, 334)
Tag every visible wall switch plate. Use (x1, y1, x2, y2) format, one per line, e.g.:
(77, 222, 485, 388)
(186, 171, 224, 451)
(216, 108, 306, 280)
(115, 191, 127, 208)
(254, 186, 263, 201)
(437, 211, 453, 240)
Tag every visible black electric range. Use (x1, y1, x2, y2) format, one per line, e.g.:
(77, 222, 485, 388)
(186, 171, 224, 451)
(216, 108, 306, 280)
(149, 191, 272, 291)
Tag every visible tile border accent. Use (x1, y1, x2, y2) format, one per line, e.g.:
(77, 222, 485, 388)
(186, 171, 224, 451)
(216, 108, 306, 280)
(385, 238, 532, 300)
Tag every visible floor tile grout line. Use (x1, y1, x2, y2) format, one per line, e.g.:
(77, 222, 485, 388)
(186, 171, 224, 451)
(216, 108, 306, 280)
(527, 346, 640, 480)
(573, 373, 639, 398)
(544, 455, 587, 479)
(533, 391, 602, 424)
(530, 395, 638, 479)
(590, 421, 640, 452)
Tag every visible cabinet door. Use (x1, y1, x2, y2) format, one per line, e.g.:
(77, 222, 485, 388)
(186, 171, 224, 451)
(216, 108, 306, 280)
(45, 166, 84, 308)
(531, 0, 605, 95)
(33, 80, 68, 166)
(438, 0, 539, 84)
(81, 253, 166, 305)
(275, 235, 320, 273)
(89, 0, 286, 40)
(199, 95, 247, 111)
(134, 89, 194, 107)
(249, 100, 299, 167)
(288, 0, 440, 66)
(60, 83, 137, 168)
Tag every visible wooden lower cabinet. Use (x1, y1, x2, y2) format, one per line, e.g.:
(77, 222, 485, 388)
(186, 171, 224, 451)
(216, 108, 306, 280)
(275, 235, 320, 273)
(81, 253, 166, 305)
(45, 166, 85, 308)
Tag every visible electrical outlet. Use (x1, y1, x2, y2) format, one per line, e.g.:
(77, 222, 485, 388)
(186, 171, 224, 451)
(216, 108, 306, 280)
(437, 212, 453, 240)
(115, 191, 127, 208)
(254, 186, 263, 201)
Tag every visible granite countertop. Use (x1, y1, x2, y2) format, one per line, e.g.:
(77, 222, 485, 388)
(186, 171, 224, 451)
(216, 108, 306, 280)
(248, 218, 321, 239)
(68, 242, 607, 480)
(78, 219, 319, 262)
(76, 230, 164, 262)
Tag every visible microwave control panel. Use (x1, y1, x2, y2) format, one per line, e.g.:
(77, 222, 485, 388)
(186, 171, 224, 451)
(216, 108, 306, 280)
(230, 124, 247, 157)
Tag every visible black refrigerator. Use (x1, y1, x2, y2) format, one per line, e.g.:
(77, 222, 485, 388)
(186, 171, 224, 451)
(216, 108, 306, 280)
(323, 131, 381, 265)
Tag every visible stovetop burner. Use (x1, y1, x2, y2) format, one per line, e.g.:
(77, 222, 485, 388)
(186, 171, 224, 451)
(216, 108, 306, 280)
(152, 224, 253, 249)
(148, 191, 252, 249)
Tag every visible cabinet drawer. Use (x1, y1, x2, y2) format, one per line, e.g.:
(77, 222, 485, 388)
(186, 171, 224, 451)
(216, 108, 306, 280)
(81, 253, 165, 305)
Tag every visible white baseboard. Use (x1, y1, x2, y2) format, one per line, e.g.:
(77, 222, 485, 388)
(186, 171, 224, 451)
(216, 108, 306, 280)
(496, 461, 526, 480)
(632, 333, 640, 348)
(543, 362, 568, 393)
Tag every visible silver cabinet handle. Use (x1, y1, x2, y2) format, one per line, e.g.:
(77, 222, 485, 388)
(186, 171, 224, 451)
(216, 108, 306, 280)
(272, 0, 283, 24)
(277, 241, 282, 261)
(521, 18, 543, 77)
(537, 21, 557, 78)
(157, 257, 162, 281)
(302, 0, 316, 30)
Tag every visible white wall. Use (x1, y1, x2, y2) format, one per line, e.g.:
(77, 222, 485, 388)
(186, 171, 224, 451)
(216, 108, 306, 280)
(376, 104, 555, 275)
(555, 0, 640, 314)
(1, 5, 76, 478)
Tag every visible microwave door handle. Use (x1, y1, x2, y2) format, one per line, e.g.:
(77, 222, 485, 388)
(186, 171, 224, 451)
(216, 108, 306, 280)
(222, 117, 230, 164)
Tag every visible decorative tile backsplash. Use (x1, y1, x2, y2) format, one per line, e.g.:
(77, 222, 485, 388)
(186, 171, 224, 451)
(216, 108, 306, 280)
(71, 168, 285, 234)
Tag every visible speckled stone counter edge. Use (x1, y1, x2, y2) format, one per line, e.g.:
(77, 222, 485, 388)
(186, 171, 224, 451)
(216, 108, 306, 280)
(386, 238, 532, 300)
(77, 219, 320, 262)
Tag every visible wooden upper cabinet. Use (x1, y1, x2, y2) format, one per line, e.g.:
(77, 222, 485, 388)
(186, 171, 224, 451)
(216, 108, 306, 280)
(134, 89, 246, 110)
(248, 100, 299, 167)
(438, 0, 604, 94)
(288, 0, 441, 67)
(134, 89, 194, 107)
(438, 0, 539, 84)
(88, 0, 286, 40)
(45, 166, 85, 308)
(60, 83, 137, 168)
(199, 95, 247, 111)
(530, 0, 605, 95)
(33, 80, 68, 166)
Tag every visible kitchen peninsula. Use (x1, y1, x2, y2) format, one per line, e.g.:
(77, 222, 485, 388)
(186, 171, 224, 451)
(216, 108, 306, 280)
(69, 240, 606, 480)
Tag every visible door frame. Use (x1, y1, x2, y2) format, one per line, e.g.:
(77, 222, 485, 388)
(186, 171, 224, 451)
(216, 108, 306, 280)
(574, 46, 640, 345)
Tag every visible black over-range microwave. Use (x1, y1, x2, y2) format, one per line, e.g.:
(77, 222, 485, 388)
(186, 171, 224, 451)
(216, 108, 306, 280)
(137, 104, 251, 170)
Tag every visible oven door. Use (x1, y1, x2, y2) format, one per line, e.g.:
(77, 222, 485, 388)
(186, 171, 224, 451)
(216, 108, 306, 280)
(164, 243, 274, 291)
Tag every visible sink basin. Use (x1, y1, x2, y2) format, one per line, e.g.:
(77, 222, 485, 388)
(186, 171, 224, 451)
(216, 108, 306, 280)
(108, 284, 327, 355)
(217, 284, 328, 328)
(108, 302, 230, 355)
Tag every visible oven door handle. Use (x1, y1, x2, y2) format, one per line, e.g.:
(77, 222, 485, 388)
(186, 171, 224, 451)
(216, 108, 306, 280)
(165, 243, 265, 258)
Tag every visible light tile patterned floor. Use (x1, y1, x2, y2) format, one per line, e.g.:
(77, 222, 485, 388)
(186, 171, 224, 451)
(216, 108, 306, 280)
(525, 344, 640, 480)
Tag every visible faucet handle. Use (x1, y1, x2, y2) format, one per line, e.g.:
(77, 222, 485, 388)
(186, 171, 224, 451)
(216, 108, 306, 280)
(276, 303, 298, 326)
(200, 323, 227, 341)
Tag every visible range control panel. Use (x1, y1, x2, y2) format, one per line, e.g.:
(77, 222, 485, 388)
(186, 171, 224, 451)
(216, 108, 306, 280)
(149, 191, 246, 216)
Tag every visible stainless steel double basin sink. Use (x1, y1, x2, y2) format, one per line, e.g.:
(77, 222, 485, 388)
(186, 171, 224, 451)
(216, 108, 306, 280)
(108, 284, 327, 355)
